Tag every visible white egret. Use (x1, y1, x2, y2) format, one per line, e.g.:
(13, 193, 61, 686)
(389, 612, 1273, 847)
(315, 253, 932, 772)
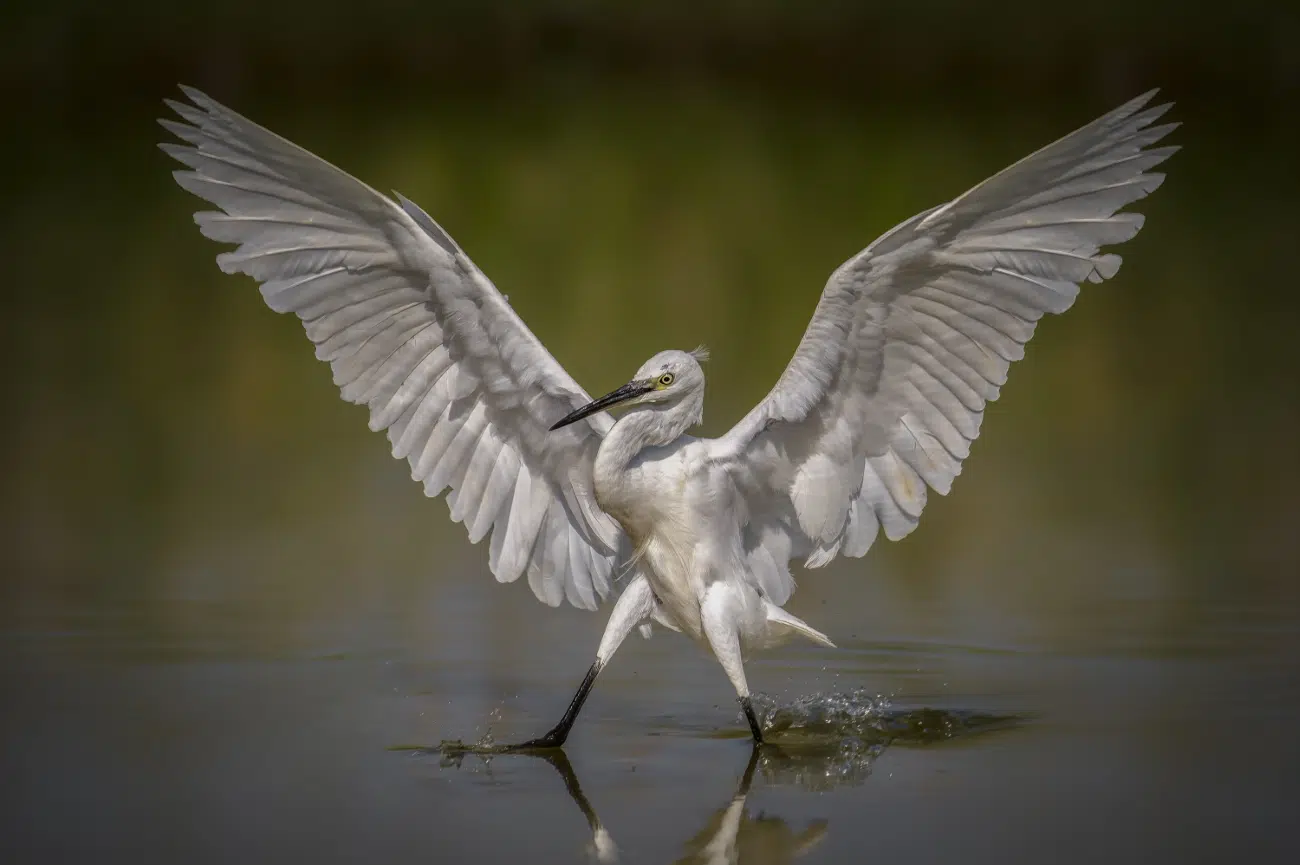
(160, 87, 1176, 746)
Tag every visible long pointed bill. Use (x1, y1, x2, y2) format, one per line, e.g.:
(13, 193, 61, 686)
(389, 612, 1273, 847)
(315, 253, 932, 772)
(550, 381, 652, 431)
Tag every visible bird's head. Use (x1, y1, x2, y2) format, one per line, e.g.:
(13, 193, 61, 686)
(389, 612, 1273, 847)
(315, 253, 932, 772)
(550, 347, 708, 431)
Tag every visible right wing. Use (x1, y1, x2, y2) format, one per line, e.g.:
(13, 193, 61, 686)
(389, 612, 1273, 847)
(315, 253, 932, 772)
(713, 91, 1178, 604)
(160, 86, 625, 610)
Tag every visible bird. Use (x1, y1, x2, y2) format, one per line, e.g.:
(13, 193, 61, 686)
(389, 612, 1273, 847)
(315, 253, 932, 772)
(160, 86, 1177, 747)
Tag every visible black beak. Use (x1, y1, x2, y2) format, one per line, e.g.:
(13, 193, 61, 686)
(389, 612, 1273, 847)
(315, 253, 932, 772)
(550, 381, 652, 431)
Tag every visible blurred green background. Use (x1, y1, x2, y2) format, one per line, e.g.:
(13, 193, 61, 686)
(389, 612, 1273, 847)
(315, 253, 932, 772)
(2, 0, 1295, 636)
(0, 3, 1297, 862)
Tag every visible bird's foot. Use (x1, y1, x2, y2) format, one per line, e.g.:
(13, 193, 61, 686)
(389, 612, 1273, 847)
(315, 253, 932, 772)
(502, 728, 568, 752)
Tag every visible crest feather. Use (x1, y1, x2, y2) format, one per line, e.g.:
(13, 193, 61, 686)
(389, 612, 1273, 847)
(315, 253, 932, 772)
(690, 345, 711, 363)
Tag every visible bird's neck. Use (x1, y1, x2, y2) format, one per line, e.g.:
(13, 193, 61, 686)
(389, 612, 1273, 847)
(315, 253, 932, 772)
(593, 397, 701, 499)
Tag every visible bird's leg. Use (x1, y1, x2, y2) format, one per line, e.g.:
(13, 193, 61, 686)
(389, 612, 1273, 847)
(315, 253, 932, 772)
(510, 662, 601, 750)
(505, 574, 655, 751)
(740, 696, 765, 743)
(701, 584, 764, 744)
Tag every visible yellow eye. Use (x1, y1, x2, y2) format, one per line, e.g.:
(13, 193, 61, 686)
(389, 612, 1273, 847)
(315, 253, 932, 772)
(658, 373, 675, 387)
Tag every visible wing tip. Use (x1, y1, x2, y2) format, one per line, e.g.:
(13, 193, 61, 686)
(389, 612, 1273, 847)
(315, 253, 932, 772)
(1126, 87, 1163, 115)
(156, 141, 186, 161)
(177, 83, 213, 110)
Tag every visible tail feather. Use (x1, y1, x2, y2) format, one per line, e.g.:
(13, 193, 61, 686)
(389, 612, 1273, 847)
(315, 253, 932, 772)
(763, 601, 835, 648)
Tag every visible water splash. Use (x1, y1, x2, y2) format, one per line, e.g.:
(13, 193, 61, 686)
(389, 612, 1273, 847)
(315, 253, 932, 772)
(394, 706, 511, 767)
(752, 688, 890, 735)
(744, 689, 1024, 790)
(398, 689, 1023, 787)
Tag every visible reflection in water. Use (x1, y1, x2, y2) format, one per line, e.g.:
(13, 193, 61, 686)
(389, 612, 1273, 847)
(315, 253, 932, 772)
(440, 747, 825, 865)
(673, 748, 827, 865)
(427, 694, 1021, 862)
(519, 750, 621, 865)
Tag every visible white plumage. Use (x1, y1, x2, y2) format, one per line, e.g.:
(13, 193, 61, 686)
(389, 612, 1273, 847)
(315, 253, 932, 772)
(162, 88, 623, 613)
(162, 87, 1176, 745)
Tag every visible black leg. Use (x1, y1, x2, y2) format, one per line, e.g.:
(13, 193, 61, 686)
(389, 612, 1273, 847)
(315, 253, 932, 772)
(506, 661, 603, 750)
(740, 695, 764, 743)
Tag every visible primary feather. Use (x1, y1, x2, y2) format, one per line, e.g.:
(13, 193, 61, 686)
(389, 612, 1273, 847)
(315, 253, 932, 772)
(714, 90, 1177, 604)
(160, 86, 625, 610)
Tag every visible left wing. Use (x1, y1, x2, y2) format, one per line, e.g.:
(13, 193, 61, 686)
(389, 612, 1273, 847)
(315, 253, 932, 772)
(161, 86, 626, 609)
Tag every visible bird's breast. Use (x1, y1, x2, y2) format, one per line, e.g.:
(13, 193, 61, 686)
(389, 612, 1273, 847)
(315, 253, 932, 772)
(593, 453, 714, 633)
(595, 449, 682, 536)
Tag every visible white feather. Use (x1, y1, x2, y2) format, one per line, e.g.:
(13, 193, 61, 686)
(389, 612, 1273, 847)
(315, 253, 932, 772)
(161, 86, 622, 610)
(715, 90, 1178, 596)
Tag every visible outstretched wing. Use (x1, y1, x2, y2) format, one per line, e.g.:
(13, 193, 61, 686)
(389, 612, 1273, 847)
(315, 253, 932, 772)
(713, 91, 1178, 604)
(161, 86, 625, 610)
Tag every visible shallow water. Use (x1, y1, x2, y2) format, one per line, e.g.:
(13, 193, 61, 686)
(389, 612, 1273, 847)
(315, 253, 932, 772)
(2, 77, 1299, 864)
(3, 570, 1295, 864)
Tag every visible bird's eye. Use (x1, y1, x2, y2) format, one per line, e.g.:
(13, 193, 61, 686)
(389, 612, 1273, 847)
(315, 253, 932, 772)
(658, 373, 675, 387)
